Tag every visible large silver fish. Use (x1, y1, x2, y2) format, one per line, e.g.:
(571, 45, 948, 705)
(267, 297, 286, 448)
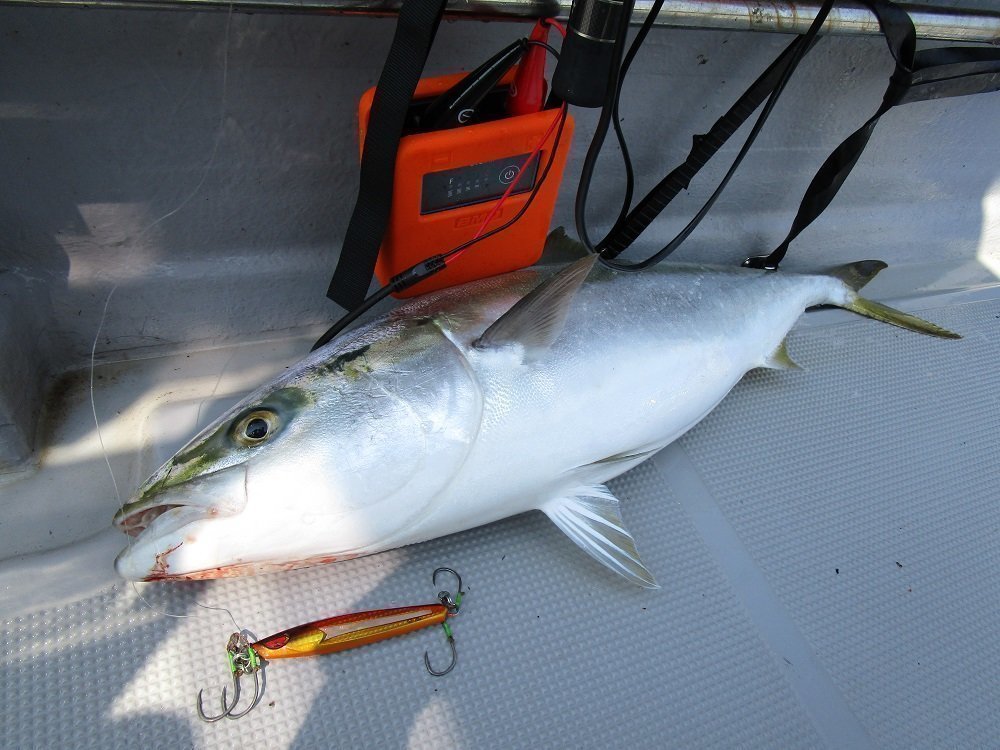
(112, 237, 957, 585)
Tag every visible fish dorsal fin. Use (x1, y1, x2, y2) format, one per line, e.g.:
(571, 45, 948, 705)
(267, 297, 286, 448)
(541, 485, 659, 589)
(474, 254, 597, 358)
(541, 227, 591, 263)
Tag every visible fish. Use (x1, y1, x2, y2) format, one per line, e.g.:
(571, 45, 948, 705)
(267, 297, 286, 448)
(112, 232, 959, 585)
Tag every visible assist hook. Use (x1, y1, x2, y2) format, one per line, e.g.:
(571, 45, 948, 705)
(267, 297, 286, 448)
(424, 567, 464, 677)
(196, 632, 262, 723)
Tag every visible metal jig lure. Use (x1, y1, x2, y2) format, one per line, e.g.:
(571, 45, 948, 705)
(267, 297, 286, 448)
(197, 568, 465, 722)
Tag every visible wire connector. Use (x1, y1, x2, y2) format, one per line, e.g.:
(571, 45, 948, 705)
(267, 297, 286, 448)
(389, 255, 447, 294)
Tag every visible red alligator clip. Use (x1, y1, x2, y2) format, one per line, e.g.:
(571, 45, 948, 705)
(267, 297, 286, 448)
(506, 20, 551, 117)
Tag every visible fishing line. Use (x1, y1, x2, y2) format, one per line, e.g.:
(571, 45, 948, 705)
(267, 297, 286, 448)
(89, 284, 121, 510)
(128, 1, 234, 244)
(89, 3, 244, 635)
(90, 286, 243, 632)
(194, 346, 238, 431)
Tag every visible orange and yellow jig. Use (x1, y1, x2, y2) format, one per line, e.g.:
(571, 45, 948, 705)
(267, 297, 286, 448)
(197, 568, 464, 722)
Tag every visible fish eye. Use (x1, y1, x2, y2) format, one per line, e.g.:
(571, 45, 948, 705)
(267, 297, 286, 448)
(245, 418, 268, 440)
(233, 409, 280, 447)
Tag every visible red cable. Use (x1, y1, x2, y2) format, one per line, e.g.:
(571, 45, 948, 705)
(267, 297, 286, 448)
(543, 18, 567, 37)
(447, 104, 567, 266)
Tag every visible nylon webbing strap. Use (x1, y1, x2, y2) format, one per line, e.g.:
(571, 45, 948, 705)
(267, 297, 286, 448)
(599, 34, 819, 258)
(744, 0, 1000, 269)
(326, 0, 447, 310)
(902, 47, 1000, 105)
(597, 0, 1000, 270)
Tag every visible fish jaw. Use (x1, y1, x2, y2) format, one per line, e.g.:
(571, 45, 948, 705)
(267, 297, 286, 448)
(113, 462, 372, 580)
(113, 464, 248, 580)
(114, 450, 251, 535)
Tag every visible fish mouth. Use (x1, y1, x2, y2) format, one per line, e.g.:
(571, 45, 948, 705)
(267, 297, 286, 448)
(113, 465, 249, 581)
(114, 464, 248, 533)
(115, 503, 186, 537)
(113, 502, 220, 581)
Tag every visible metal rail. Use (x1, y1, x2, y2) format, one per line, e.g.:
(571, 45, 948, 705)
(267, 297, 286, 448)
(3, 0, 998, 45)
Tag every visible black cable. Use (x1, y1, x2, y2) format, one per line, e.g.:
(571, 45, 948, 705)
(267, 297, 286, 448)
(573, 0, 636, 254)
(600, 20, 826, 270)
(312, 105, 568, 351)
(606, 0, 665, 241)
(526, 40, 561, 59)
(609, 103, 634, 239)
(311, 285, 393, 351)
(576, 0, 833, 270)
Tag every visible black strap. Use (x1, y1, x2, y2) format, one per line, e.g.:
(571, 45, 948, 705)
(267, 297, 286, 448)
(596, 0, 1000, 270)
(744, 0, 1000, 269)
(903, 47, 1000, 105)
(598, 0, 837, 264)
(326, 0, 447, 310)
(599, 33, 821, 259)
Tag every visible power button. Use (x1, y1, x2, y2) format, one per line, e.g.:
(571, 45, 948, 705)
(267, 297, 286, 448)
(499, 165, 520, 185)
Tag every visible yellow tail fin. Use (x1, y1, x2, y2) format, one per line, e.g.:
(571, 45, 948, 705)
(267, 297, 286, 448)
(824, 260, 960, 339)
(844, 297, 961, 339)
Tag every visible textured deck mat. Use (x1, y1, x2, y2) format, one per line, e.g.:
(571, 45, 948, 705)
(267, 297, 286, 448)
(0, 465, 822, 750)
(1, 295, 997, 749)
(677, 297, 1000, 750)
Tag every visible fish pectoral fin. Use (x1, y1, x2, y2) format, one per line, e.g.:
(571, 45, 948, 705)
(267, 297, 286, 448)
(763, 337, 801, 371)
(474, 254, 597, 359)
(541, 485, 659, 589)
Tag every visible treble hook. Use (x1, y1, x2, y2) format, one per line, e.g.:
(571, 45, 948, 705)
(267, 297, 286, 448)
(423, 567, 463, 676)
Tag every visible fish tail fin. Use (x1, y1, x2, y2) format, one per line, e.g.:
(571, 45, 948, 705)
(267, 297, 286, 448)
(823, 259, 888, 292)
(823, 260, 961, 339)
(842, 297, 961, 339)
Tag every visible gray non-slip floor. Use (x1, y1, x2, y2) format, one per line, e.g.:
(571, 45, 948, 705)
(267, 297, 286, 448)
(1, 290, 997, 749)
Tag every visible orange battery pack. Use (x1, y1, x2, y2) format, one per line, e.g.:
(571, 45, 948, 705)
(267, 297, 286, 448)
(358, 71, 574, 297)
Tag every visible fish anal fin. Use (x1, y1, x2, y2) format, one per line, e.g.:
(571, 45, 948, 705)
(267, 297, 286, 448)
(541, 485, 659, 589)
(763, 337, 801, 371)
(474, 254, 597, 359)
